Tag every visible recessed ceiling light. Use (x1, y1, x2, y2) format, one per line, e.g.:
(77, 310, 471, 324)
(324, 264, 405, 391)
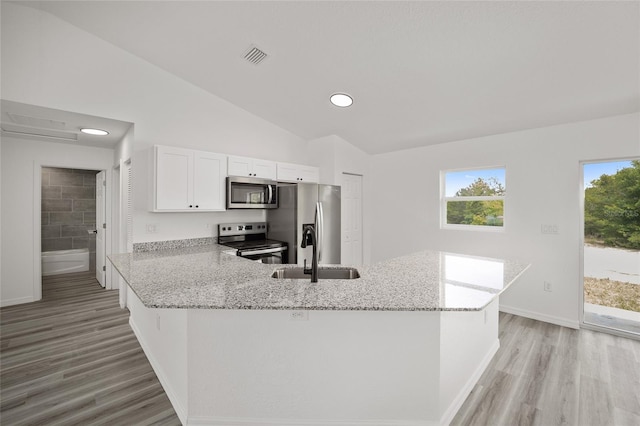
(80, 128, 109, 136)
(330, 93, 353, 108)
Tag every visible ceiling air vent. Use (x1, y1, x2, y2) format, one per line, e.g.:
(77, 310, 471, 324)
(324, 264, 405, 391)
(7, 112, 66, 130)
(1, 123, 78, 141)
(243, 45, 268, 65)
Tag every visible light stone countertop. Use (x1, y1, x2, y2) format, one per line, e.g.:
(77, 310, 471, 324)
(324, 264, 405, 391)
(108, 244, 530, 311)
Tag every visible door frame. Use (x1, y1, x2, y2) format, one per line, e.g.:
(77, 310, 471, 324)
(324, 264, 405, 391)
(341, 172, 364, 266)
(33, 161, 113, 300)
(112, 158, 132, 308)
(578, 156, 639, 339)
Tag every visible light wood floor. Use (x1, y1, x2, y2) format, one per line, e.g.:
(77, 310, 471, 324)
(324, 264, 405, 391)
(453, 313, 640, 426)
(2, 274, 639, 425)
(0, 272, 180, 425)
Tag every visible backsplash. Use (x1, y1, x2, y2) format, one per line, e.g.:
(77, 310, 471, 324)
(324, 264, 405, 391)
(133, 237, 215, 253)
(41, 167, 99, 270)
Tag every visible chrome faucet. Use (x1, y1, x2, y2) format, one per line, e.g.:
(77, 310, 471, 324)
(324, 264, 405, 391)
(300, 224, 318, 282)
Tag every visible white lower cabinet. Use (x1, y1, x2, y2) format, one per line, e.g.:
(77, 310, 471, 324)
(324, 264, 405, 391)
(153, 145, 227, 211)
(276, 162, 319, 183)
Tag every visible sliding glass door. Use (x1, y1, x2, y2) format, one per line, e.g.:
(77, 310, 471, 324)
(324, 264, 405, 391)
(582, 159, 640, 336)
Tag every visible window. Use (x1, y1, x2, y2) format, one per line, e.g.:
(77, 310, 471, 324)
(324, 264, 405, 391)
(442, 167, 506, 229)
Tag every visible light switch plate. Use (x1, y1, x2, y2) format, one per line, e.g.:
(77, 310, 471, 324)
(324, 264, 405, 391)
(541, 224, 559, 234)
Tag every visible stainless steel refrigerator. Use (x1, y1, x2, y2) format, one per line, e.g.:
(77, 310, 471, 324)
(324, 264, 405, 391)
(267, 183, 341, 265)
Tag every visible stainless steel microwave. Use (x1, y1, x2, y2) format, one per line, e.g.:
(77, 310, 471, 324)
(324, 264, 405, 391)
(226, 176, 278, 209)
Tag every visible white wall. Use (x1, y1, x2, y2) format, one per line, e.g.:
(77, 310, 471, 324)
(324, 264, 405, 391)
(114, 125, 134, 166)
(369, 113, 640, 328)
(1, 2, 308, 246)
(307, 134, 370, 186)
(0, 136, 115, 306)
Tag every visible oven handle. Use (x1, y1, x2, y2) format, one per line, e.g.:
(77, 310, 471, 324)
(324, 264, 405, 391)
(238, 246, 287, 256)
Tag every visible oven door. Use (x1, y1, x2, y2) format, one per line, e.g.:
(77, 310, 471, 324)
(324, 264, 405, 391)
(227, 177, 278, 209)
(238, 246, 287, 264)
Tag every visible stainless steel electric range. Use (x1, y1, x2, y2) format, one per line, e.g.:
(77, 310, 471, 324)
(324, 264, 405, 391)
(218, 222, 288, 264)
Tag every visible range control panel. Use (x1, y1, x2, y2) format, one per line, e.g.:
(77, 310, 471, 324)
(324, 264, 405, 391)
(218, 222, 267, 236)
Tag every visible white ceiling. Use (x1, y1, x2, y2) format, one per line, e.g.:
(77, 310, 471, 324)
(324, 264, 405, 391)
(22, 1, 640, 154)
(1, 100, 132, 149)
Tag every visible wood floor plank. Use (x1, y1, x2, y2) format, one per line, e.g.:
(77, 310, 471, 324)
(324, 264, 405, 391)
(0, 272, 180, 425)
(606, 344, 640, 415)
(453, 313, 640, 426)
(578, 375, 615, 426)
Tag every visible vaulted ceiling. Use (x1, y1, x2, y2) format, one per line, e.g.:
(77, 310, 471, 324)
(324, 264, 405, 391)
(21, 1, 640, 154)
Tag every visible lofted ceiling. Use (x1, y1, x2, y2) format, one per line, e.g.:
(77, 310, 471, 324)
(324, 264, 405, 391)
(20, 1, 640, 154)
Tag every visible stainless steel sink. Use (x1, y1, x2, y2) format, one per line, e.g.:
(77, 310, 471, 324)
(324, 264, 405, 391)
(271, 267, 360, 280)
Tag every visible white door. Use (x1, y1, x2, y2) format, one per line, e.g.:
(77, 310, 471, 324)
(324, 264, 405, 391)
(96, 171, 106, 288)
(342, 173, 363, 266)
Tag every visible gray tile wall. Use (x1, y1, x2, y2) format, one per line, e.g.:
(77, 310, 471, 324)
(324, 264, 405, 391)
(41, 167, 99, 271)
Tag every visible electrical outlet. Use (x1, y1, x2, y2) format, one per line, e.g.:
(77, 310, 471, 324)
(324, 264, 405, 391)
(544, 281, 552, 292)
(156, 313, 161, 330)
(541, 224, 559, 235)
(146, 224, 157, 234)
(290, 311, 309, 321)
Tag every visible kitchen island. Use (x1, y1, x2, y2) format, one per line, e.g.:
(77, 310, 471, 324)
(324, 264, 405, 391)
(109, 244, 529, 426)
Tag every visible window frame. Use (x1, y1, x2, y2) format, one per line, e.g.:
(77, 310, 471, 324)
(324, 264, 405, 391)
(440, 166, 507, 232)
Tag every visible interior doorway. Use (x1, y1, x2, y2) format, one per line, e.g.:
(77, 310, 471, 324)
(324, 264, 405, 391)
(581, 159, 640, 337)
(41, 167, 101, 273)
(39, 165, 111, 299)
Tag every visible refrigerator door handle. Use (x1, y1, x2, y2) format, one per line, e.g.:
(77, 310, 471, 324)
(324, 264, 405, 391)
(314, 202, 320, 260)
(317, 201, 324, 262)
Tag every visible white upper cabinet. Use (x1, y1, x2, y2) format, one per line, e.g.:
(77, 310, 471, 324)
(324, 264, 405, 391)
(154, 145, 227, 212)
(276, 162, 320, 183)
(228, 155, 277, 180)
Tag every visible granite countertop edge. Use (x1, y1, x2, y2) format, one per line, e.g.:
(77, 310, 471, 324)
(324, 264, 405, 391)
(108, 244, 531, 312)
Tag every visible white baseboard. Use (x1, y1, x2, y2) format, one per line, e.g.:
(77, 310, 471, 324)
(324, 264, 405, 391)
(439, 338, 500, 426)
(187, 417, 436, 426)
(0, 296, 37, 307)
(500, 304, 579, 329)
(129, 317, 188, 425)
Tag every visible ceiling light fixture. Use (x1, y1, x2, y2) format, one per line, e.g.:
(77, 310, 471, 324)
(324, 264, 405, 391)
(80, 128, 109, 136)
(330, 93, 353, 108)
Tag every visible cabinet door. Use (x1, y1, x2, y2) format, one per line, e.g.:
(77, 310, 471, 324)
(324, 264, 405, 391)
(298, 165, 320, 183)
(228, 156, 253, 177)
(252, 159, 277, 180)
(276, 162, 300, 182)
(193, 151, 227, 210)
(277, 162, 319, 183)
(155, 146, 193, 210)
